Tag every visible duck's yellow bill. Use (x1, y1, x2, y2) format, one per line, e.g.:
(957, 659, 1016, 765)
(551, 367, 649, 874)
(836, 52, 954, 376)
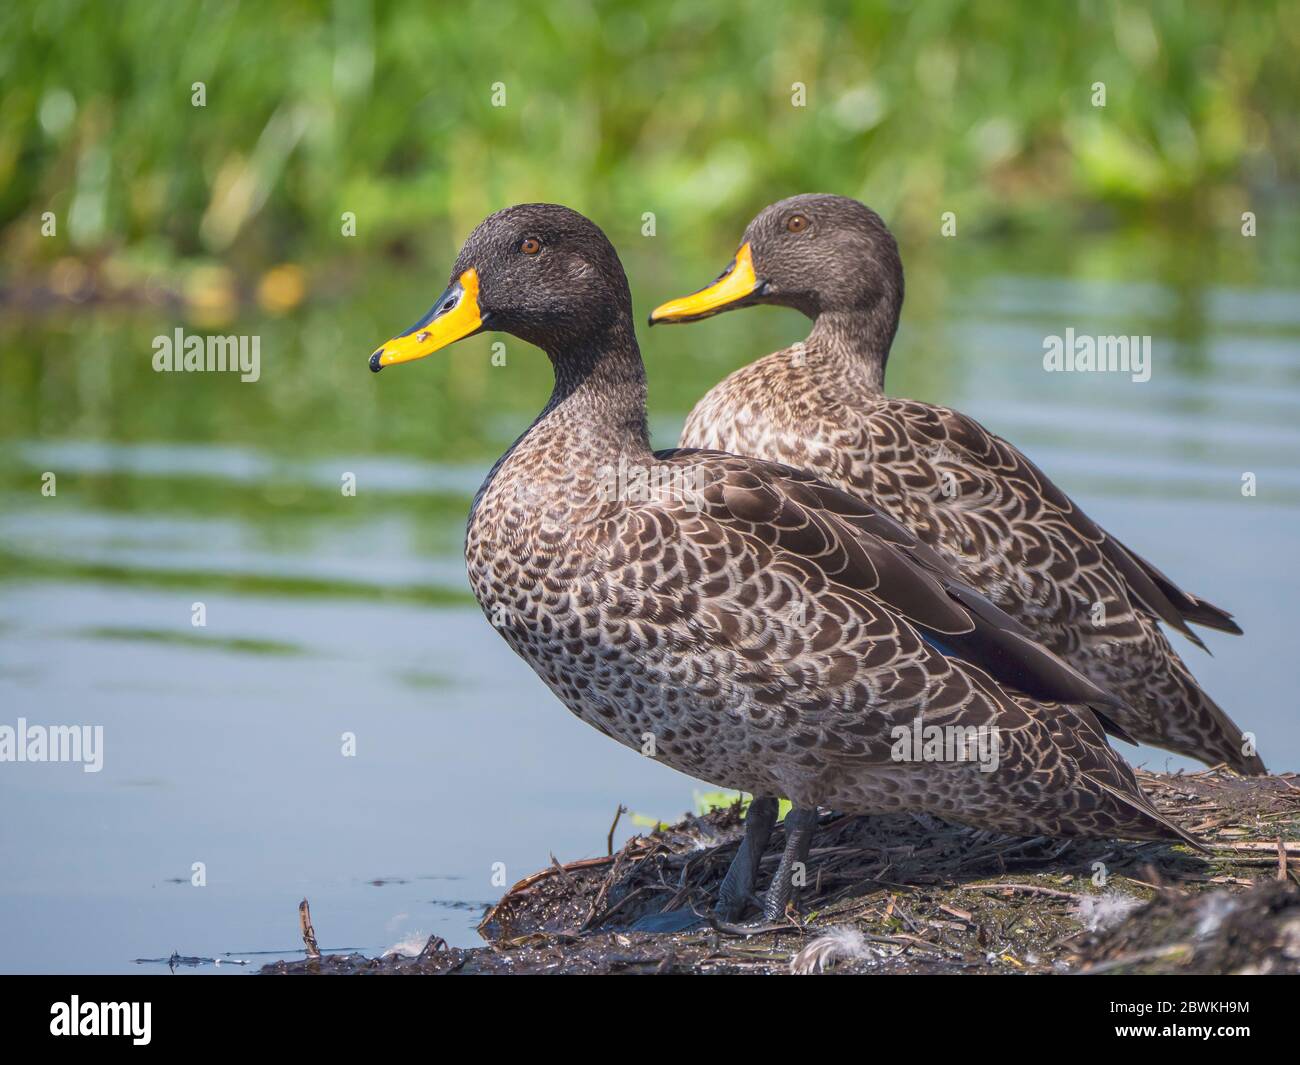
(649, 243, 760, 325)
(369, 269, 482, 372)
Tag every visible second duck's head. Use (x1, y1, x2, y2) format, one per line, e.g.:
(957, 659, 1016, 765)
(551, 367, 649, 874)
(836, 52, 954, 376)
(370, 203, 632, 371)
(649, 193, 903, 331)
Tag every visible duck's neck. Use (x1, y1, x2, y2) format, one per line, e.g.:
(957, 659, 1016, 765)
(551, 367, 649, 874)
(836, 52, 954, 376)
(539, 317, 652, 461)
(805, 296, 900, 396)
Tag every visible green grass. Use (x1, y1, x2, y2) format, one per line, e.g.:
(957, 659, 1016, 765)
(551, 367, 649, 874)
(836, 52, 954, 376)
(0, 548, 476, 606)
(80, 626, 305, 656)
(1, 0, 1295, 278)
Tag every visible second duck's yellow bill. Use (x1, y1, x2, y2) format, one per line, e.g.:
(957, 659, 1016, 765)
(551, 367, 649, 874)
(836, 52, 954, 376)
(649, 243, 760, 325)
(370, 268, 482, 371)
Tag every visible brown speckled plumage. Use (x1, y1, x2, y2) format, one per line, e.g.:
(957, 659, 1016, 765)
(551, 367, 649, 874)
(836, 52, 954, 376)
(664, 194, 1262, 775)
(376, 203, 1196, 854)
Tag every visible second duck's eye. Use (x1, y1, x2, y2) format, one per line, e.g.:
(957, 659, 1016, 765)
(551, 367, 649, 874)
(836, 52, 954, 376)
(786, 214, 809, 233)
(520, 237, 542, 255)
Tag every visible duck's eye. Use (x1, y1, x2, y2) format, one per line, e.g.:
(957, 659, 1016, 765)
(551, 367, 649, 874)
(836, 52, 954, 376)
(786, 214, 809, 234)
(520, 237, 542, 255)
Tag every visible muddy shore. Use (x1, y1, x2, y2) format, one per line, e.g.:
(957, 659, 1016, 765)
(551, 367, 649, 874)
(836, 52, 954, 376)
(264, 770, 1300, 975)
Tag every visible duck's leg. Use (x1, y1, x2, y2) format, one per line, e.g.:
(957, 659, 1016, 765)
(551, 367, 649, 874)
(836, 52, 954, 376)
(628, 795, 780, 933)
(715, 796, 779, 921)
(762, 806, 820, 922)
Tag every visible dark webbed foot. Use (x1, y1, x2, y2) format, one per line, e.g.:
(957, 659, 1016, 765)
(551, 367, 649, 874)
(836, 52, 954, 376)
(762, 806, 819, 922)
(628, 795, 782, 933)
(715, 796, 779, 922)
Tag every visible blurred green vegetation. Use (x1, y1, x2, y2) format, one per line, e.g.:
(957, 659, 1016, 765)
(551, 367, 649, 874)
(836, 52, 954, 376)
(1, 0, 1297, 280)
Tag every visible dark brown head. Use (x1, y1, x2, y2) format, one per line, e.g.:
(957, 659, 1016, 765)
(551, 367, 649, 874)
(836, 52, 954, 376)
(370, 203, 634, 371)
(649, 194, 904, 342)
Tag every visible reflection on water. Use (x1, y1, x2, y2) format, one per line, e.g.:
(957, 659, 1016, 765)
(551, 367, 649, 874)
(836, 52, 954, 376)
(2, 234, 1299, 973)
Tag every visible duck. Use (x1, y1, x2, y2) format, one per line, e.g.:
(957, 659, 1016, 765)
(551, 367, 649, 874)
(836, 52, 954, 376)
(370, 203, 1198, 928)
(650, 193, 1264, 776)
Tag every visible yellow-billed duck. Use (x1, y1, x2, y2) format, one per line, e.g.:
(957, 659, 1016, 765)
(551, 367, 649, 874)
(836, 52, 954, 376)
(371, 203, 1198, 927)
(651, 193, 1263, 777)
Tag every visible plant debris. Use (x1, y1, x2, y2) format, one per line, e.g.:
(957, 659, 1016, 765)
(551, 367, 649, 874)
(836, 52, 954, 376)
(263, 769, 1300, 975)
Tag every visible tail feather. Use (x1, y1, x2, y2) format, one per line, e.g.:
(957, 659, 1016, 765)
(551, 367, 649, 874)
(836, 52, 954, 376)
(1172, 594, 1242, 636)
(1182, 683, 1267, 776)
(1086, 774, 1207, 852)
(1101, 534, 1243, 641)
(1068, 618, 1265, 776)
